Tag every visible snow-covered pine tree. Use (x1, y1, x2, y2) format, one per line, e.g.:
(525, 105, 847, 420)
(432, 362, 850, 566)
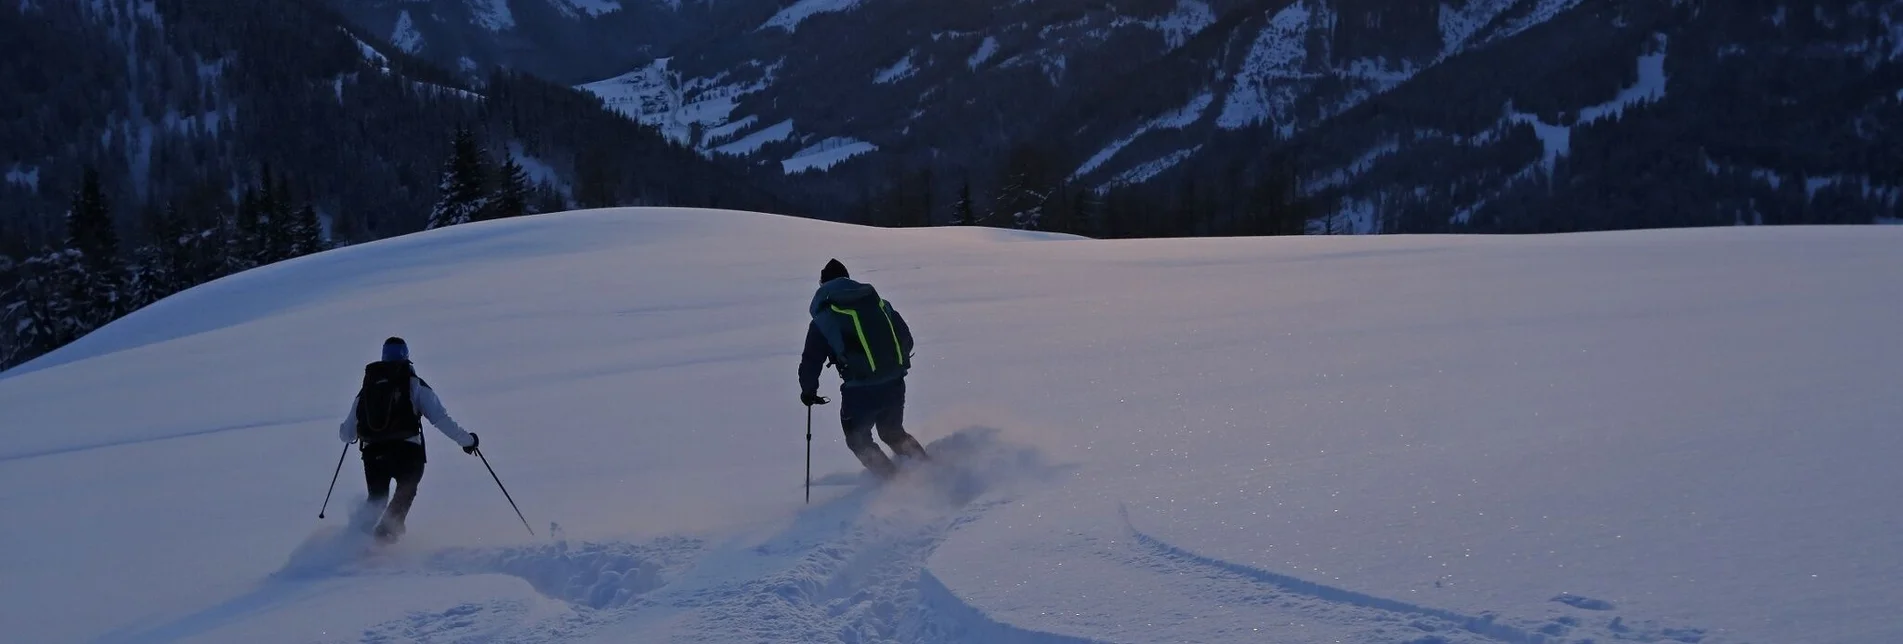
(991, 145, 1057, 231)
(533, 181, 568, 215)
(0, 249, 91, 368)
(1072, 189, 1103, 238)
(430, 127, 491, 229)
(126, 204, 190, 308)
(252, 169, 286, 266)
(64, 168, 125, 321)
(228, 186, 261, 274)
(993, 175, 1050, 231)
(486, 156, 530, 221)
(288, 204, 324, 256)
(67, 168, 118, 271)
(953, 180, 973, 226)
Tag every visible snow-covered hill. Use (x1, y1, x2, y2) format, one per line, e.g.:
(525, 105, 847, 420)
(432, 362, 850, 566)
(3, 209, 1900, 643)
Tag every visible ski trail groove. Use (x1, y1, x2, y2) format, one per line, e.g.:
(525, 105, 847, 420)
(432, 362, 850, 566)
(1117, 504, 1713, 644)
(371, 428, 1079, 643)
(1118, 503, 1544, 643)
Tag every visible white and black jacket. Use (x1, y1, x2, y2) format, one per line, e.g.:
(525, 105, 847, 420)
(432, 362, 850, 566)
(338, 377, 475, 448)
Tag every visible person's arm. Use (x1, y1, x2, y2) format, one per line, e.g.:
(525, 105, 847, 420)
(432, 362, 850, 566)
(799, 322, 829, 397)
(412, 379, 475, 448)
(339, 396, 359, 443)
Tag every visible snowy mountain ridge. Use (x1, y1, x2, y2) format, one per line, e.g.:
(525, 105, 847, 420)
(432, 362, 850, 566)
(315, 0, 1903, 234)
(561, 0, 1585, 183)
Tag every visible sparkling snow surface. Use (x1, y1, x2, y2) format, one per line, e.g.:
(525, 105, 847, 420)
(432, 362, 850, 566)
(2, 209, 1900, 643)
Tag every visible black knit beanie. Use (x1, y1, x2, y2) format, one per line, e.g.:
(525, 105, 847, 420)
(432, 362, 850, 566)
(820, 259, 849, 284)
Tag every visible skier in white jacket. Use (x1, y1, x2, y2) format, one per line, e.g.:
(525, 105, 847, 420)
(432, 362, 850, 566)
(339, 336, 479, 543)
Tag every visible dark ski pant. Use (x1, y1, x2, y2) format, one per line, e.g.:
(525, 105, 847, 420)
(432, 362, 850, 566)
(360, 441, 426, 537)
(840, 379, 927, 477)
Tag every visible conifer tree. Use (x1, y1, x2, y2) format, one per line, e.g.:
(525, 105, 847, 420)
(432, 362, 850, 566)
(66, 168, 118, 271)
(64, 168, 124, 319)
(486, 156, 531, 221)
(430, 127, 491, 229)
(288, 203, 324, 256)
(953, 179, 974, 226)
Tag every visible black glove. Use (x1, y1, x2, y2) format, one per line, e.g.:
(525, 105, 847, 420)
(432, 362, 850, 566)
(801, 392, 830, 407)
(462, 432, 480, 455)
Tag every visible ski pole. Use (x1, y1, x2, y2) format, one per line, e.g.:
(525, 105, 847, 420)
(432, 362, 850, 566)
(475, 448, 535, 536)
(805, 404, 813, 504)
(318, 442, 351, 519)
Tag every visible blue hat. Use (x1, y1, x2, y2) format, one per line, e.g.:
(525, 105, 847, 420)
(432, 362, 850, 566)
(382, 337, 409, 362)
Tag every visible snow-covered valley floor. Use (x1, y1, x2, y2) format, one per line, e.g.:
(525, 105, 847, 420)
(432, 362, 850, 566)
(2, 209, 1898, 643)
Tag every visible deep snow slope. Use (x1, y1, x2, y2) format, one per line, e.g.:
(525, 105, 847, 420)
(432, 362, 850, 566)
(1, 209, 1899, 644)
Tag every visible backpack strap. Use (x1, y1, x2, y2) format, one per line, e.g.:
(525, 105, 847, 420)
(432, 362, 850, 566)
(829, 304, 877, 372)
(877, 300, 906, 368)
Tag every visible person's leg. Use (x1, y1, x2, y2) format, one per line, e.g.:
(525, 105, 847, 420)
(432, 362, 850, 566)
(840, 386, 896, 478)
(873, 380, 927, 461)
(376, 444, 427, 541)
(354, 453, 394, 533)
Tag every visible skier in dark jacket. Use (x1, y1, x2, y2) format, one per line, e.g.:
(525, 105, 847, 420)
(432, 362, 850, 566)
(800, 259, 928, 478)
(338, 337, 479, 543)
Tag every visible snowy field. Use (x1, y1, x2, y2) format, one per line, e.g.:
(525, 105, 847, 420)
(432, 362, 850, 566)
(1, 208, 1899, 643)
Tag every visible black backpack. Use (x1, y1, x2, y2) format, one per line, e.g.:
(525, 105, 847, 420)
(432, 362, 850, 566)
(821, 297, 909, 383)
(356, 361, 422, 444)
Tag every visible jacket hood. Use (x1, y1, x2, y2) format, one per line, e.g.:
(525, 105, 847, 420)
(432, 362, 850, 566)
(810, 278, 878, 316)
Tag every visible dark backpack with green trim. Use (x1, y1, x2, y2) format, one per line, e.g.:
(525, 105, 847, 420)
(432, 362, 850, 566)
(821, 297, 909, 384)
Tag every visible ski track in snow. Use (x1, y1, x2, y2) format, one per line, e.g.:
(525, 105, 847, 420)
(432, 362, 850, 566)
(121, 428, 1081, 643)
(1117, 505, 1711, 644)
(16, 209, 1903, 643)
(0, 417, 322, 463)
